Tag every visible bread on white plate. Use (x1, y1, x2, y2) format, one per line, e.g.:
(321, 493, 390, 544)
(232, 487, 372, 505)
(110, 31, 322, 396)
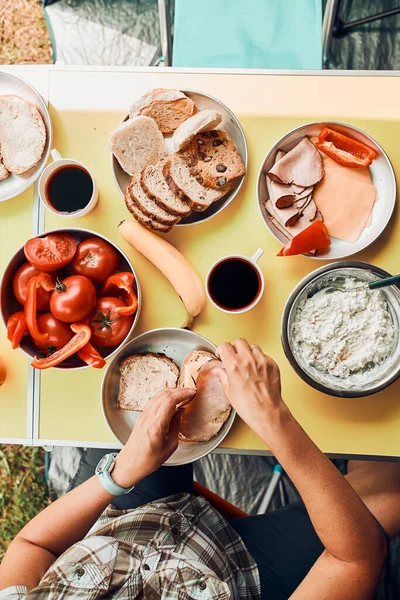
(109, 115, 167, 176)
(0, 95, 46, 174)
(129, 88, 197, 134)
(0, 156, 9, 181)
(163, 154, 230, 212)
(172, 109, 223, 152)
(117, 352, 179, 411)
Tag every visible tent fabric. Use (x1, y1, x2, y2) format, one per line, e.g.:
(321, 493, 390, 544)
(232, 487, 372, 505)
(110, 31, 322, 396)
(172, 0, 322, 69)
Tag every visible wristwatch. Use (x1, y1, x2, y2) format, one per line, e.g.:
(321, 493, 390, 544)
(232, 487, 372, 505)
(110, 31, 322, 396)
(95, 453, 135, 496)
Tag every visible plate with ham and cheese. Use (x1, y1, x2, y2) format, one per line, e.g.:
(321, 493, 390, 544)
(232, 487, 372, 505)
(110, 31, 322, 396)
(257, 122, 396, 259)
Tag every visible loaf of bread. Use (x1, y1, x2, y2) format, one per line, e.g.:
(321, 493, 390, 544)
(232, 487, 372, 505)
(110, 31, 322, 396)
(110, 116, 167, 176)
(124, 175, 175, 232)
(129, 88, 196, 134)
(0, 95, 46, 174)
(141, 159, 193, 217)
(172, 109, 223, 152)
(180, 130, 245, 190)
(117, 352, 179, 411)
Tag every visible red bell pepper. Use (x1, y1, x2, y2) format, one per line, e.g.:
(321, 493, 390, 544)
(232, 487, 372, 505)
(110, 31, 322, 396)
(31, 323, 91, 370)
(101, 271, 138, 316)
(7, 311, 28, 349)
(78, 342, 106, 369)
(278, 221, 331, 257)
(315, 127, 377, 169)
(25, 273, 55, 343)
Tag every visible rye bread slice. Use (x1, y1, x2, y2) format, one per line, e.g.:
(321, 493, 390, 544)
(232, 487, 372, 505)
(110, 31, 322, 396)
(180, 130, 245, 190)
(118, 352, 179, 411)
(124, 183, 173, 233)
(0, 95, 46, 174)
(129, 88, 197, 134)
(141, 159, 193, 217)
(125, 173, 178, 226)
(163, 154, 230, 212)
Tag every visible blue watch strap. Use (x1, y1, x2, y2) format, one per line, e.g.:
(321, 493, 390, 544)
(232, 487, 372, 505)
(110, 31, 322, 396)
(95, 453, 135, 496)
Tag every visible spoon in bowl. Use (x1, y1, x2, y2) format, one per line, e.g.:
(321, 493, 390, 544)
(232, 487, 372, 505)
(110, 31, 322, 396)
(323, 274, 400, 295)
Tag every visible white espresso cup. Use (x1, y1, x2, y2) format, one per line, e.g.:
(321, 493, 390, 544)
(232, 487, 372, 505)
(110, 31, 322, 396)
(38, 149, 98, 218)
(206, 248, 265, 314)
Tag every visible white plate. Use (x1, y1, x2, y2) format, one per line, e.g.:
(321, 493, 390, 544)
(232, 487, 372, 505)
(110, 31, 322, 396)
(111, 89, 248, 226)
(101, 328, 236, 465)
(257, 122, 396, 260)
(0, 71, 52, 203)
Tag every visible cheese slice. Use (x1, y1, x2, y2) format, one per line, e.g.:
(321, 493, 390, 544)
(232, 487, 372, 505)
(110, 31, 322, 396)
(183, 363, 202, 388)
(313, 170, 376, 243)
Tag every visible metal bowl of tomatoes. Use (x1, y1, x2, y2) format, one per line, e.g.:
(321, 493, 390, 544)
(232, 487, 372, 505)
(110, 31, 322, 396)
(0, 228, 141, 370)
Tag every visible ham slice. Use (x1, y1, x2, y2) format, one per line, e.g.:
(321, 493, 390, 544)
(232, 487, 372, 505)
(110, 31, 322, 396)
(313, 170, 376, 243)
(266, 198, 319, 237)
(179, 360, 231, 443)
(268, 138, 324, 187)
(266, 177, 300, 226)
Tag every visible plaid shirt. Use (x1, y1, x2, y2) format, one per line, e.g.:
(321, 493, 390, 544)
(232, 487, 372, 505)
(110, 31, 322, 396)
(0, 493, 260, 600)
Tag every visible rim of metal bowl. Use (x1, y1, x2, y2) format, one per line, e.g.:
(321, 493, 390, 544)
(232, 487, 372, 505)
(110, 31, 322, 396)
(257, 120, 396, 260)
(110, 88, 248, 227)
(101, 327, 236, 463)
(281, 260, 400, 398)
(0, 227, 141, 370)
(0, 72, 53, 202)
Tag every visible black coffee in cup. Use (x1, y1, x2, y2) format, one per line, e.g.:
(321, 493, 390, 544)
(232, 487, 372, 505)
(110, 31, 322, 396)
(208, 258, 261, 311)
(45, 165, 93, 213)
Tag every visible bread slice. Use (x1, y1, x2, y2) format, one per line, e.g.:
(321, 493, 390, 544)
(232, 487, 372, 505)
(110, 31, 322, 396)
(117, 352, 179, 411)
(124, 184, 173, 233)
(163, 154, 230, 212)
(129, 88, 196, 134)
(109, 115, 167, 176)
(0, 156, 9, 181)
(141, 159, 193, 217)
(172, 109, 223, 152)
(125, 173, 178, 227)
(0, 95, 46, 174)
(177, 350, 216, 388)
(180, 130, 245, 190)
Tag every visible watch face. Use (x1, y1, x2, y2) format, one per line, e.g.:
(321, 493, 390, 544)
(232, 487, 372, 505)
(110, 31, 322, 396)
(97, 455, 109, 473)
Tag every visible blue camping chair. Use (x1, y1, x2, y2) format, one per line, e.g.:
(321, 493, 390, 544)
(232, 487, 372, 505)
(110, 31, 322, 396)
(159, 0, 339, 69)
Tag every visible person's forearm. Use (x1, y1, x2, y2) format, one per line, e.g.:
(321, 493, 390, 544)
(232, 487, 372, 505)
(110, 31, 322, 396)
(16, 476, 116, 556)
(262, 406, 386, 564)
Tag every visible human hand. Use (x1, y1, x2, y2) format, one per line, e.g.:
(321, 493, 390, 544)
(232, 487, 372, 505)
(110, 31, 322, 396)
(112, 387, 196, 488)
(215, 339, 287, 439)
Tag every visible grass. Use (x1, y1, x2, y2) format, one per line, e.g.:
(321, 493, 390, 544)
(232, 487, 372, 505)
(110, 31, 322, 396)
(0, 0, 52, 65)
(0, 445, 50, 560)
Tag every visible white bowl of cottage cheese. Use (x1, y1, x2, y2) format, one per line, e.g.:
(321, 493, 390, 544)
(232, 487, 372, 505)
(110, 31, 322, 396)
(282, 262, 400, 397)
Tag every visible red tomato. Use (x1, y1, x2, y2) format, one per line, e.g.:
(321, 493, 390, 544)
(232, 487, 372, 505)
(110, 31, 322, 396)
(90, 297, 133, 347)
(50, 275, 96, 323)
(12, 262, 57, 311)
(24, 233, 77, 272)
(71, 237, 119, 284)
(33, 313, 74, 352)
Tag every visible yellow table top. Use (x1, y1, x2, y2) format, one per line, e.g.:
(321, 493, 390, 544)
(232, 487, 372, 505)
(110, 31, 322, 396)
(2, 67, 400, 456)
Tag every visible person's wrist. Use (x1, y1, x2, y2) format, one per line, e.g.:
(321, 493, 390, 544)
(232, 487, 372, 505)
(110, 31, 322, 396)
(111, 453, 142, 489)
(252, 401, 292, 442)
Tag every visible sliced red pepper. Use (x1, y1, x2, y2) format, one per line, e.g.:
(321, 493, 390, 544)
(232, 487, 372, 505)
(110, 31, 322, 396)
(278, 221, 331, 257)
(31, 323, 91, 370)
(77, 342, 106, 369)
(7, 311, 28, 349)
(25, 273, 55, 343)
(101, 272, 138, 316)
(315, 127, 377, 168)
